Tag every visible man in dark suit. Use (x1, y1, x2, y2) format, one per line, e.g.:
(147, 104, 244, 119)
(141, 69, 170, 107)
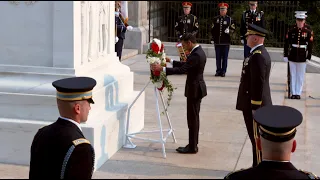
(29, 77, 96, 179)
(225, 105, 319, 179)
(240, 1, 265, 58)
(236, 24, 272, 167)
(151, 33, 207, 154)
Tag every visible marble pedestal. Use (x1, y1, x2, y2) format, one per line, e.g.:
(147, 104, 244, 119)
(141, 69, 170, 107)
(0, 1, 144, 170)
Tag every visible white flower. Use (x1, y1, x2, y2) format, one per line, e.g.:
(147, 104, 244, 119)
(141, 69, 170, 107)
(154, 81, 163, 88)
(147, 57, 161, 64)
(161, 52, 166, 64)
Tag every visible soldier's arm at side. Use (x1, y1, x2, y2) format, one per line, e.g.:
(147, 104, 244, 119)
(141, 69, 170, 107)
(307, 30, 314, 60)
(260, 11, 266, 29)
(29, 129, 43, 179)
(64, 144, 94, 179)
(166, 54, 199, 75)
(250, 54, 266, 110)
(175, 17, 182, 38)
(240, 12, 246, 40)
(192, 16, 199, 36)
(284, 28, 290, 57)
(210, 18, 215, 42)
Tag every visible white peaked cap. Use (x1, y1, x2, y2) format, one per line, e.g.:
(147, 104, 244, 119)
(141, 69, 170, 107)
(295, 11, 307, 19)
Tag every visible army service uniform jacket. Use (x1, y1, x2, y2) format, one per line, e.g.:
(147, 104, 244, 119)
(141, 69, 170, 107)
(240, 9, 265, 41)
(29, 118, 95, 179)
(166, 45, 207, 100)
(175, 14, 199, 39)
(224, 161, 319, 179)
(284, 25, 313, 62)
(236, 45, 272, 111)
(211, 15, 236, 45)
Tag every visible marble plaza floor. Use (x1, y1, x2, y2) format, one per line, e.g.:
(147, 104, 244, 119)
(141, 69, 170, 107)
(0, 55, 320, 179)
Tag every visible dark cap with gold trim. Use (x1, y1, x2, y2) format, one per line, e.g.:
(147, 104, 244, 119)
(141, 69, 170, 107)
(245, 24, 269, 37)
(52, 77, 97, 104)
(253, 105, 303, 142)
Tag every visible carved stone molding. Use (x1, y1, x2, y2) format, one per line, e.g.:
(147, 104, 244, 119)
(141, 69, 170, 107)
(9, 1, 37, 5)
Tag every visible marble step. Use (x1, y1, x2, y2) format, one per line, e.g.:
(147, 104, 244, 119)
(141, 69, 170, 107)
(121, 49, 139, 61)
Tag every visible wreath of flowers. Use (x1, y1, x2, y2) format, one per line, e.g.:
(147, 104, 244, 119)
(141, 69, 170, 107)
(146, 38, 176, 109)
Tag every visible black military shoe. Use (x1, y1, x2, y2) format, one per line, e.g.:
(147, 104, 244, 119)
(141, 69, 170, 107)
(215, 73, 220, 77)
(290, 95, 296, 99)
(297, 95, 301, 99)
(221, 73, 226, 77)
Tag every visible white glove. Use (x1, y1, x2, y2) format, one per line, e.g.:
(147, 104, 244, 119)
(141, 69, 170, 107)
(115, 37, 119, 43)
(179, 35, 182, 39)
(127, 26, 133, 31)
(210, 41, 214, 44)
(241, 40, 244, 44)
(283, 57, 288, 62)
(224, 27, 229, 34)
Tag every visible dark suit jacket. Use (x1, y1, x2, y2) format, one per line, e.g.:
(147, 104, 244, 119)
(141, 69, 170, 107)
(116, 16, 126, 39)
(166, 45, 207, 99)
(29, 118, 94, 179)
(236, 45, 272, 111)
(224, 161, 319, 179)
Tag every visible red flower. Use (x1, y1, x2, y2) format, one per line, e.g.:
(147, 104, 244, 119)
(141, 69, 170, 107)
(153, 70, 160, 76)
(151, 42, 159, 54)
(160, 44, 164, 52)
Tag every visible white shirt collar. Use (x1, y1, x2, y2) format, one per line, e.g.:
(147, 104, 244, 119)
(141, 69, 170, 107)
(262, 159, 290, 163)
(250, 44, 263, 53)
(190, 44, 199, 54)
(251, 10, 256, 13)
(59, 116, 82, 131)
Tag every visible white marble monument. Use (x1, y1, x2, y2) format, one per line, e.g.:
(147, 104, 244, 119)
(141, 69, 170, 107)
(0, 1, 144, 170)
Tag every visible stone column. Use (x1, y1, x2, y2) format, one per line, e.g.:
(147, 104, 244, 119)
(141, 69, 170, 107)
(123, 1, 149, 53)
(0, 1, 144, 170)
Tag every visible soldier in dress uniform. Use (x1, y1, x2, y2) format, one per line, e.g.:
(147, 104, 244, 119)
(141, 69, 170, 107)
(225, 105, 319, 179)
(210, 2, 235, 77)
(29, 77, 96, 179)
(175, 2, 199, 41)
(236, 24, 272, 167)
(240, 1, 265, 58)
(283, 11, 313, 100)
(115, 1, 133, 61)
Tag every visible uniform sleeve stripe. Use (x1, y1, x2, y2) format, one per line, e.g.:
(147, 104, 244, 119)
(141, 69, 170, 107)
(251, 100, 262, 105)
(60, 145, 76, 179)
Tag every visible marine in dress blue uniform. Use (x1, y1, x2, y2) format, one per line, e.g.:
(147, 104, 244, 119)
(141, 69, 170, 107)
(210, 2, 235, 77)
(225, 105, 319, 179)
(29, 77, 96, 179)
(240, 1, 265, 58)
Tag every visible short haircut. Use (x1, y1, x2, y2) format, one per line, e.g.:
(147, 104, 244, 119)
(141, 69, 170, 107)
(181, 33, 197, 44)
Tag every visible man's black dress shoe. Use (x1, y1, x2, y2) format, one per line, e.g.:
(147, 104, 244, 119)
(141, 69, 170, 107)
(215, 73, 220, 77)
(176, 145, 198, 154)
(297, 95, 301, 99)
(221, 73, 225, 77)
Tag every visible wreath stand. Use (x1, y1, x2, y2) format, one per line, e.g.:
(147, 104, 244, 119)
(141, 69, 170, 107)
(123, 80, 177, 158)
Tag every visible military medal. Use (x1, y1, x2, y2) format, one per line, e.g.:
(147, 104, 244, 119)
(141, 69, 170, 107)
(223, 21, 227, 25)
(302, 32, 306, 38)
(256, 13, 261, 21)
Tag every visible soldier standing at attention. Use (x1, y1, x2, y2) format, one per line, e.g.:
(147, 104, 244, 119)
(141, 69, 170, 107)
(175, 2, 199, 41)
(29, 77, 96, 179)
(225, 105, 319, 179)
(240, 1, 265, 58)
(236, 24, 272, 167)
(210, 2, 235, 77)
(284, 11, 313, 100)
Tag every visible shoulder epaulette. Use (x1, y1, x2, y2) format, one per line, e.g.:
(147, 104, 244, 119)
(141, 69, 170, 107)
(253, 50, 262, 54)
(224, 168, 249, 179)
(299, 169, 320, 179)
(72, 138, 91, 146)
